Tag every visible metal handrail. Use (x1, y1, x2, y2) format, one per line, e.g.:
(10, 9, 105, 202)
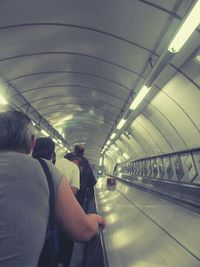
(94, 191, 109, 267)
(82, 193, 109, 267)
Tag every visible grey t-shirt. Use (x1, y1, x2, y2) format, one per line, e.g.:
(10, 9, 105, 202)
(0, 151, 62, 267)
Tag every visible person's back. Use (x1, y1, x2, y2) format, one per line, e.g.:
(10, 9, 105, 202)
(56, 158, 80, 194)
(0, 152, 61, 267)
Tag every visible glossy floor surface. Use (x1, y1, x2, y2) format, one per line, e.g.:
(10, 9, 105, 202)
(95, 177, 200, 267)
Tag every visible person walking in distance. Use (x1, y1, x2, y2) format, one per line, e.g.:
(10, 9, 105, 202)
(73, 144, 97, 212)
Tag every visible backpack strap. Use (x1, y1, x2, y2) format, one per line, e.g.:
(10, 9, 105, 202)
(37, 158, 55, 231)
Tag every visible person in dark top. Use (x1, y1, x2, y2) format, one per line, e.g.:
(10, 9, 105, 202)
(32, 137, 55, 162)
(72, 144, 97, 212)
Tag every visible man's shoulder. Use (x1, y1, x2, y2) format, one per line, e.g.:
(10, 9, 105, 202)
(56, 157, 78, 170)
(56, 157, 67, 165)
(80, 156, 90, 166)
(66, 159, 79, 170)
(5, 151, 41, 168)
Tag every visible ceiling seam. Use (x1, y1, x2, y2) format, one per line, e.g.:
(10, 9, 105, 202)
(0, 51, 143, 76)
(0, 23, 159, 54)
(12, 84, 126, 102)
(19, 95, 122, 111)
(8, 71, 131, 92)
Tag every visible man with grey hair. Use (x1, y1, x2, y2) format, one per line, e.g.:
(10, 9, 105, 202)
(0, 110, 36, 153)
(0, 110, 105, 267)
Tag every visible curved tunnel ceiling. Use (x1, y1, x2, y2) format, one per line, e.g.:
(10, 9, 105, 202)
(0, 0, 199, 166)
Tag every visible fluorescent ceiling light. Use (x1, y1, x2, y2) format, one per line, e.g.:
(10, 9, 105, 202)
(31, 120, 36, 126)
(106, 140, 111, 145)
(110, 133, 116, 139)
(110, 144, 119, 152)
(103, 145, 107, 152)
(52, 138, 57, 143)
(99, 157, 103, 166)
(130, 85, 151, 110)
(58, 140, 62, 144)
(0, 95, 8, 105)
(123, 152, 129, 160)
(57, 128, 63, 134)
(54, 115, 74, 126)
(168, 0, 200, 53)
(113, 144, 119, 151)
(41, 129, 49, 137)
(116, 118, 127, 130)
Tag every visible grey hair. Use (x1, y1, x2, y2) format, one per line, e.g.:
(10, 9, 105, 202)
(0, 110, 36, 153)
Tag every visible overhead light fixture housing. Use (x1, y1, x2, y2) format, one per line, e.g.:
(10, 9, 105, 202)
(117, 118, 127, 130)
(52, 138, 57, 143)
(41, 129, 49, 137)
(130, 85, 151, 110)
(110, 133, 117, 139)
(123, 152, 129, 160)
(112, 144, 119, 152)
(168, 0, 200, 53)
(99, 157, 103, 166)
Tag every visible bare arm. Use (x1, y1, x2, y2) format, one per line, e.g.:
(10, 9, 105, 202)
(55, 177, 105, 242)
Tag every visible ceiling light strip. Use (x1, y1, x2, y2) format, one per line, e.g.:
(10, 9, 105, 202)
(168, 0, 200, 53)
(130, 85, 151, 110)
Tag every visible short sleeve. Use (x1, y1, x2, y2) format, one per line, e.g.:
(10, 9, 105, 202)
(70, 163, 80, 189)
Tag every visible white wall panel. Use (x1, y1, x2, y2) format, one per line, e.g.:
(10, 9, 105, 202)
(120, 134, 142, 160)
(143, 104, 186, 151)
(117, 138, 130, 159)
(137, 114, 173, 153)
(131, 119, 162, 155)
(129, 124, 154, 156)
(163, 73, 200, 131)
(151, 74, 200, 149)
(127, 129, 151, 158)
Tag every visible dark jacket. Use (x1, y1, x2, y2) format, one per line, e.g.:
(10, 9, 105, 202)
(76, 156, 96, 209)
